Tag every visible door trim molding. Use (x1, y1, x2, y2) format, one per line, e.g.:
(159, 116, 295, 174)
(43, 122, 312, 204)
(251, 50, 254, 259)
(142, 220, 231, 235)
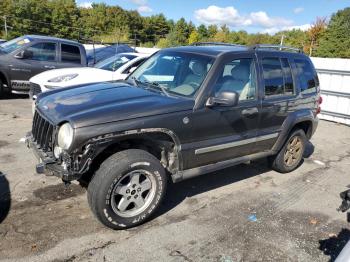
(194, 132, 279, 155)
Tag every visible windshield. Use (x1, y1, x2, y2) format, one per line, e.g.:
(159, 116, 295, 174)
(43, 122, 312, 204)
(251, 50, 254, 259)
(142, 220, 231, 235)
(95, 54, 136, 71)
(87, 44, 136, 65)
(0, 36, 32, 54)
(129, 51, 214, 98)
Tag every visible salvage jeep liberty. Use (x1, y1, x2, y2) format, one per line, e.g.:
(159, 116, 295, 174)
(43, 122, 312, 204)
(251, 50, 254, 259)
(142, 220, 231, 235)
(26, 43, 321, 229)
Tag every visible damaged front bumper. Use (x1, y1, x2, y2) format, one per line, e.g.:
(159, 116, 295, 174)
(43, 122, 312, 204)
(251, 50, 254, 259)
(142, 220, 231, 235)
(25, 133, 92, 181)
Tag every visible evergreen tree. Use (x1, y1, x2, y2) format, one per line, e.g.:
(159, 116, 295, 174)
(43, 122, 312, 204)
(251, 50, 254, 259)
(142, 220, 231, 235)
(315, 8, 350, 58)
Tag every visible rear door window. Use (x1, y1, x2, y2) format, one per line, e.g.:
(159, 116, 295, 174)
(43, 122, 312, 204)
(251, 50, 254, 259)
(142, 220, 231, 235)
(294, 58, 318, 94)
(61, 44, 81, 64)
(262, 57, 295, 97)
(262, 58, 284, 96)
(281, 58, 294, 95)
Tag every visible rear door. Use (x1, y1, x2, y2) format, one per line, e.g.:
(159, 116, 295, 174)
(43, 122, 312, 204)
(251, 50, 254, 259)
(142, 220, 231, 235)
(57, 43, 83, 68)
(253, 53, 298, 153)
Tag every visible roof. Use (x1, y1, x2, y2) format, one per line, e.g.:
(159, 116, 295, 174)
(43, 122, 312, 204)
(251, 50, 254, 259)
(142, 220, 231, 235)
(125, 52, 150, 57)
(25, 35, 80, 45)
(163, 45, 250, 57)
(162, 44, 305, 57)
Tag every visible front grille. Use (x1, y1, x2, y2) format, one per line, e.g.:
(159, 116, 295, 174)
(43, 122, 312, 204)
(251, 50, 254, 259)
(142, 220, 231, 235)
(30, 82, 42, 97)
(32, 111, 54, 152)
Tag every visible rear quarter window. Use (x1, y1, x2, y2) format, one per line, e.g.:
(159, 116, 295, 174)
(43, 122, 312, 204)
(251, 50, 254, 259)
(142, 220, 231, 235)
(61, 44, 81, 64)
(294, 58, 318, 94)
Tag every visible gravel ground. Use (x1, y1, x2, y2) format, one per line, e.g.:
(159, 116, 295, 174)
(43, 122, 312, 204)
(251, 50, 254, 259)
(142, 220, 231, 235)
(0, 96, 350, 262)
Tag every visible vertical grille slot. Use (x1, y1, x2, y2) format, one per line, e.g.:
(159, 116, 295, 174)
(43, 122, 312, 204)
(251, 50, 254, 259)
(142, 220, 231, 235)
(32, 111, 54, 152)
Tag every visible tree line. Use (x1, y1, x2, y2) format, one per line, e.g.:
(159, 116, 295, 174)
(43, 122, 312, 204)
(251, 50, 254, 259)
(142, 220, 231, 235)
(0, 1, 349, 58)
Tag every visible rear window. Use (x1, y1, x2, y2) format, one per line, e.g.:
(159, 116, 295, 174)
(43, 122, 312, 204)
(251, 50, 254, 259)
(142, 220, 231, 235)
(294, 58, 318, 94)
(61, 44, 81, 64)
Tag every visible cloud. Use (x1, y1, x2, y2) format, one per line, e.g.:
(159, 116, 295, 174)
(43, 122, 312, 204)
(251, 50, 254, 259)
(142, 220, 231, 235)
(78, 2, 92, 8)
(262, 24, 311, 34)
(137, 5, 152, 13)
(293, 7, 304, 14)
(194, 5, 293, 28)
(194, 6, 252, 27)
(249, 11, 293, 28)
(130, 0, 147, 5)
(129, 0, 152, 13)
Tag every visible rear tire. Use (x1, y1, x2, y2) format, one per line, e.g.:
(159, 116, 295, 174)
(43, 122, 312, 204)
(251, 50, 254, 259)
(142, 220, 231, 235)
(87, 149, 167, 230)
(270, 129, 307, 173)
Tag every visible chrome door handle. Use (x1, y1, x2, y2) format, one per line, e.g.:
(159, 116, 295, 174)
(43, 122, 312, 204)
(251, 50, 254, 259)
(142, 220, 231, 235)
(242, 107, 258, 116)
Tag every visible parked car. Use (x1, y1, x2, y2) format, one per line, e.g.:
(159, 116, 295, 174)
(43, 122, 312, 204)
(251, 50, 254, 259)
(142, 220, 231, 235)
(26, 43, 321, 230)
(29, 52, 150, 99)
(86, 44, 136, 66)
(0, 35, 87, 96)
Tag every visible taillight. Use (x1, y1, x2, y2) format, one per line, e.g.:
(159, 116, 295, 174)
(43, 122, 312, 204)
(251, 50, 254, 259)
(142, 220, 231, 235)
(316, 96, 322, 115)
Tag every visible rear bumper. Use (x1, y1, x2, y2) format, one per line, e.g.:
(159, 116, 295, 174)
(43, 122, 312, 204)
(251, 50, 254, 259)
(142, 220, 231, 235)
(25, 133, 80, 181)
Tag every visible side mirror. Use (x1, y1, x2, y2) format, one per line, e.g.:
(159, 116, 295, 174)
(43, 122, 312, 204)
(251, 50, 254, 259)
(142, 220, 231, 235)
(14, 49, 32, 59)
(206, 91, 239, 107)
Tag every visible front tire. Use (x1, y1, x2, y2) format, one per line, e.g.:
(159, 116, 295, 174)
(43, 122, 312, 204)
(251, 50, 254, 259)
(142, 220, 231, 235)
(270, 129, 307, 173)
(87, 149, 167, 229)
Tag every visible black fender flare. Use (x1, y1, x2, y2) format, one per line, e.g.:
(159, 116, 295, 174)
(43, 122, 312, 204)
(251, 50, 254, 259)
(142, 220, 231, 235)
(272, 109, 316, 152)
(78, 127, 183, 174)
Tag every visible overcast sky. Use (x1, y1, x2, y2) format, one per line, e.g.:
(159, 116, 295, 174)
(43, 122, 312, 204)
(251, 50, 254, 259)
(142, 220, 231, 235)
(76, 0, 350, 34)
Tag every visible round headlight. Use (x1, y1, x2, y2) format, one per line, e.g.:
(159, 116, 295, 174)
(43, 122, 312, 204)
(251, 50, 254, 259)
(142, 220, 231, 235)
(57, 123, 74, 150)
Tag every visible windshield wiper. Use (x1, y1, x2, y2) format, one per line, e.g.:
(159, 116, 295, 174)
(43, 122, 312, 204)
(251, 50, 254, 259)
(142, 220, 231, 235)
(145, 82, 170, 96)
(130, 77, 170, 97)
(129, 76, 142, 87)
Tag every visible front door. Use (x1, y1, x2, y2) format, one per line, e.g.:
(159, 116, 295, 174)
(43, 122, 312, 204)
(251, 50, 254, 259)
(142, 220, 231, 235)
(186, 55, 260, 169)
(10, 42, 57, 90)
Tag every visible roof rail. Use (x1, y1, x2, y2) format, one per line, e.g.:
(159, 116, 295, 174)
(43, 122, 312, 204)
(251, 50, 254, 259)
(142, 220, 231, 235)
(190, 42, 245, 47)
(251, 44, 302, 53)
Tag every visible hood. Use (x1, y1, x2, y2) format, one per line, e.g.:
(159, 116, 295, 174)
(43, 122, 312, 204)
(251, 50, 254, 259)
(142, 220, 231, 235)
(36, 82, 193, 128)
(30, 67, 112, 85)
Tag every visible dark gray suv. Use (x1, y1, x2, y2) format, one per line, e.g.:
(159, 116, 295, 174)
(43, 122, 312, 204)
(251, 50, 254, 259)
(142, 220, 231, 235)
(26, 43, 321, 229)
(0, 35, 87, 96)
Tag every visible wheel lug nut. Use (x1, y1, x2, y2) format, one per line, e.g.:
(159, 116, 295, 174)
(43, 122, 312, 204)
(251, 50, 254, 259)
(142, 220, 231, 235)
(137, 188, 141, 192)
(127, 196, 131, 200)
(134, 195, 138, 198)
(133, 184, 136, 188)
(126, 189, 130, 194)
